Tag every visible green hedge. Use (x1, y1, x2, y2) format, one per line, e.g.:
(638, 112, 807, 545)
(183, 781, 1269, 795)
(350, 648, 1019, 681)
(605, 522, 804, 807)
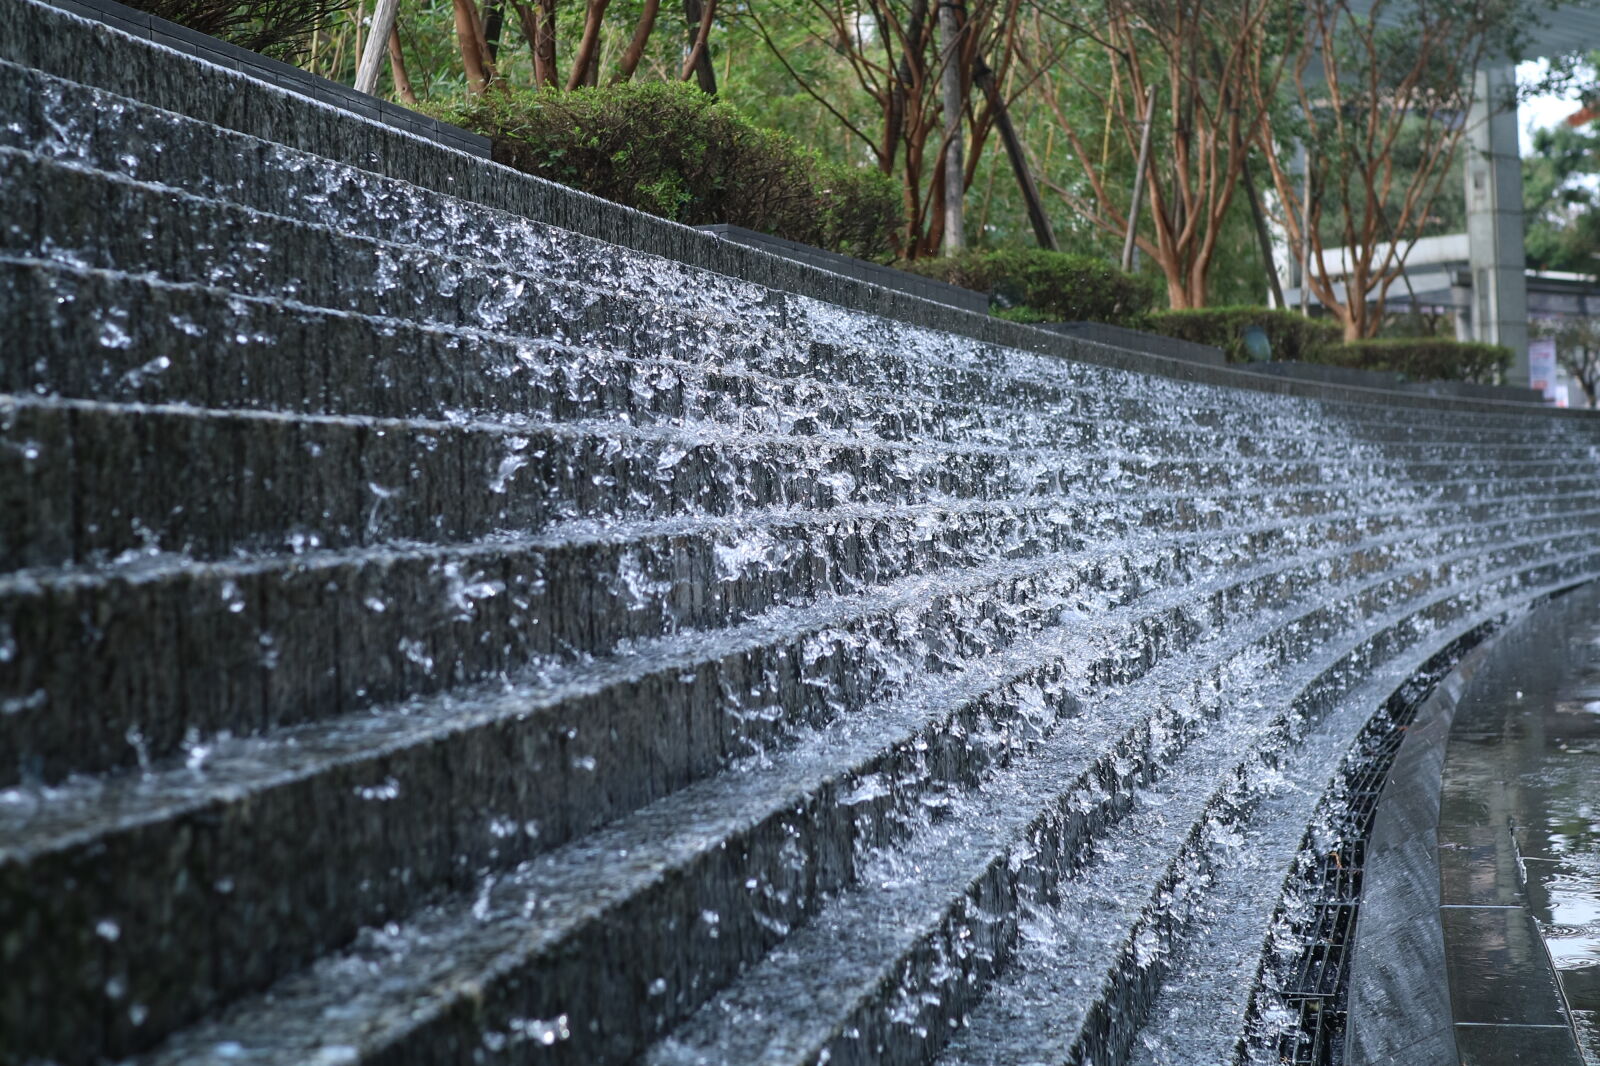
(905, 250, 1159, 325)
(1143, 307, 1342, 364)
(1309, 339, 1511, 383)
(122, 0, 348, 58)
(439, 84, 902, 260)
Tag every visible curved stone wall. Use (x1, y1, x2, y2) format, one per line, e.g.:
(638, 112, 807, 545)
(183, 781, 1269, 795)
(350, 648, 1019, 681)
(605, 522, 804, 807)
(2, 3, 1599, 1062)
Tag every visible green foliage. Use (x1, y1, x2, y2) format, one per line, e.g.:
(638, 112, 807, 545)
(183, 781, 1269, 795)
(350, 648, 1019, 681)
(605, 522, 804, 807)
(1310, 339, 1511, 383)
(440, 82, 902, 259)
(123, 0, 350, 58)
(1144, 308, 1342, 364)
(1146, 307, 1507, 381)
(1524, 122, 1600, 277)
(290, 0, 1294, 304)
(905, 250, 1159, 325)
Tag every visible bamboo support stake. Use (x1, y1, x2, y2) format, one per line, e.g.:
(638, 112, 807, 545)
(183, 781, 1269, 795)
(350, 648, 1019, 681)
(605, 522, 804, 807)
(354, 0, 400, 95)
(937, 0, 966, 253)
(974, 52, 1056, 251)
(1121, 85, 1157, 274)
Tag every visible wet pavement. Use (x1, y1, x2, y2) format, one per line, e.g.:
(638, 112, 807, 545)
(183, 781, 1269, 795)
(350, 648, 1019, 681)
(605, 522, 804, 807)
(1442, 585, 1600, 1064)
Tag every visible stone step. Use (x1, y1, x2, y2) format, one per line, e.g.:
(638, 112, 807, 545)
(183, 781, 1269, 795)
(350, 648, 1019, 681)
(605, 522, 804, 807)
(939, 607, 1496, 1066)
(3, 387, 1584, 579)
(0, 487, 1544, 846)
(1118, 802, 1313, 1066)
(0, 481, 1318, 784)
(3, 10, 1599, 1066)
(637, 554, 1571, 1066)
(0, 513, 1464, 951)
(0, 578, 1092, 1064)
(93, 546, 1489, 1066)
(0, 5, 1576, 440)
(0, 73, 1581, 450)
(5, 512, 1575, 1062)
(4, 463, 1583, 785)
(6, 357, 1524, 523)
(4, 248, 1570, 479)
(21, 541, 1587, 1062)
(2, 140, 1590, 461)
(9, 387, 1557, 571)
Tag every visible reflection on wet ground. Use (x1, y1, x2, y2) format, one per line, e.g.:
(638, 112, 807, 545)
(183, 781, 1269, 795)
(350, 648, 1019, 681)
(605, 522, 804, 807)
(1443, 586, 1600, 1064)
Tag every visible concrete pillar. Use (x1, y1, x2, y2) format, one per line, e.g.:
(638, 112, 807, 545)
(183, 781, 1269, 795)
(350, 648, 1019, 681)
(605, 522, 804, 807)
(1465, 64, 1530, 384)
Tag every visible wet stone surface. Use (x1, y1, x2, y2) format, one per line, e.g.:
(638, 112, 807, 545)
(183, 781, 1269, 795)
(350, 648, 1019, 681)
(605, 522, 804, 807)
(6, 0, 1600, 1063)
(1441, 583, 1600, 1064)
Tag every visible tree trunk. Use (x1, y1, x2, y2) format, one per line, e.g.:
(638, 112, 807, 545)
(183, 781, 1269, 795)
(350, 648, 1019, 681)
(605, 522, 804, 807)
(1242, 162, 1285, 308)
(974, 53, 1056, 251)
(584, 40, 601, 84)
(533, 0, 558, 87)
(387, 24, 417, 104)
(483, 1, 504, 62)
(567, 0, 612, 89)
(681, 0, 717, 94)
(612, 0, 660, 82)
(1165, 277, 1192, 309)
(453, 0, 491, 94)
(937, 0, 965, 254)
(351, 0, 364, 79)
(926, 161, 947, 258)
(886, 0, 929, 176)
(1121, 86, 1156, 273)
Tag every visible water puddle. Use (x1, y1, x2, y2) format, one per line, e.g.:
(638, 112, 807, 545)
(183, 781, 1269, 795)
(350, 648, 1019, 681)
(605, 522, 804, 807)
(1445, 587, 1600, 1062)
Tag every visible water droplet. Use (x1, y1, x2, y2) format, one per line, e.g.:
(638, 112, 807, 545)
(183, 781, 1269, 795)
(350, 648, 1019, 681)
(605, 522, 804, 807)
(309, 1047, 358, 1065)
(353, 777, 401, 801)
(489, 436, 531, 494)
(0, 689, 46, 716)
(97, 318, 131, 349)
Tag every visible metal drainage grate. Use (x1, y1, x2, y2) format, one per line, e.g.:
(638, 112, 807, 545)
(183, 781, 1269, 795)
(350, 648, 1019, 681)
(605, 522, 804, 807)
(1254, 629, 1489, 1065)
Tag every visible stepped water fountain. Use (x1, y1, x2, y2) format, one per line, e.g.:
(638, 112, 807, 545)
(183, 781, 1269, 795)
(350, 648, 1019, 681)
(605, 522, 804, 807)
(2, 2, 1600, 1062)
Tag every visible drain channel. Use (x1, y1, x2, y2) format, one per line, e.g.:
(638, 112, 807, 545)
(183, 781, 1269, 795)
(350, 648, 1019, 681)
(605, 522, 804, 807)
(1247, 626, 1492, 1065)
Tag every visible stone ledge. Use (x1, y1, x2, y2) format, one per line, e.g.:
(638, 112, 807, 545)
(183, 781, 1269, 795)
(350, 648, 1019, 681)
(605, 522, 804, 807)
(1346, 590, 1591, 1065)
(1345, 632, 1484, 1065)
(6, 0, 1587, 419)
(1252, 360, 1545, 406)
(35, 0, 491, 156)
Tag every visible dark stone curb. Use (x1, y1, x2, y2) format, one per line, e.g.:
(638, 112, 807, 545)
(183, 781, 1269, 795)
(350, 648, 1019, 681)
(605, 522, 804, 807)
(1345, 593, 1588, 1065)
(1344, 635, 1490, 1064)
(33, 0, 490, 155)
(694, 223, 989, 314)
(1035, 321, 1226, 367)
(1251, 361, 1546, 406)
(6, 0, 1585, 420)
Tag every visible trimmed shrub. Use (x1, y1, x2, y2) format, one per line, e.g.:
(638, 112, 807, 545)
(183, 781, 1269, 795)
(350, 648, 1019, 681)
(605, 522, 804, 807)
(1145, 309, 1507, 381)
(1143, 307, 1342, 364)
(905, 250, 1159, 325)
(441, 84, 902, 260)
(1309, 339, 1511, 383)
(121, 0, 349, 59)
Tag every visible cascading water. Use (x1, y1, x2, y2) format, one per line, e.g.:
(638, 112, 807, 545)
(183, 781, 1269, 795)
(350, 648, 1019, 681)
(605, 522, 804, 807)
(1, 3, 1599, 1064)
